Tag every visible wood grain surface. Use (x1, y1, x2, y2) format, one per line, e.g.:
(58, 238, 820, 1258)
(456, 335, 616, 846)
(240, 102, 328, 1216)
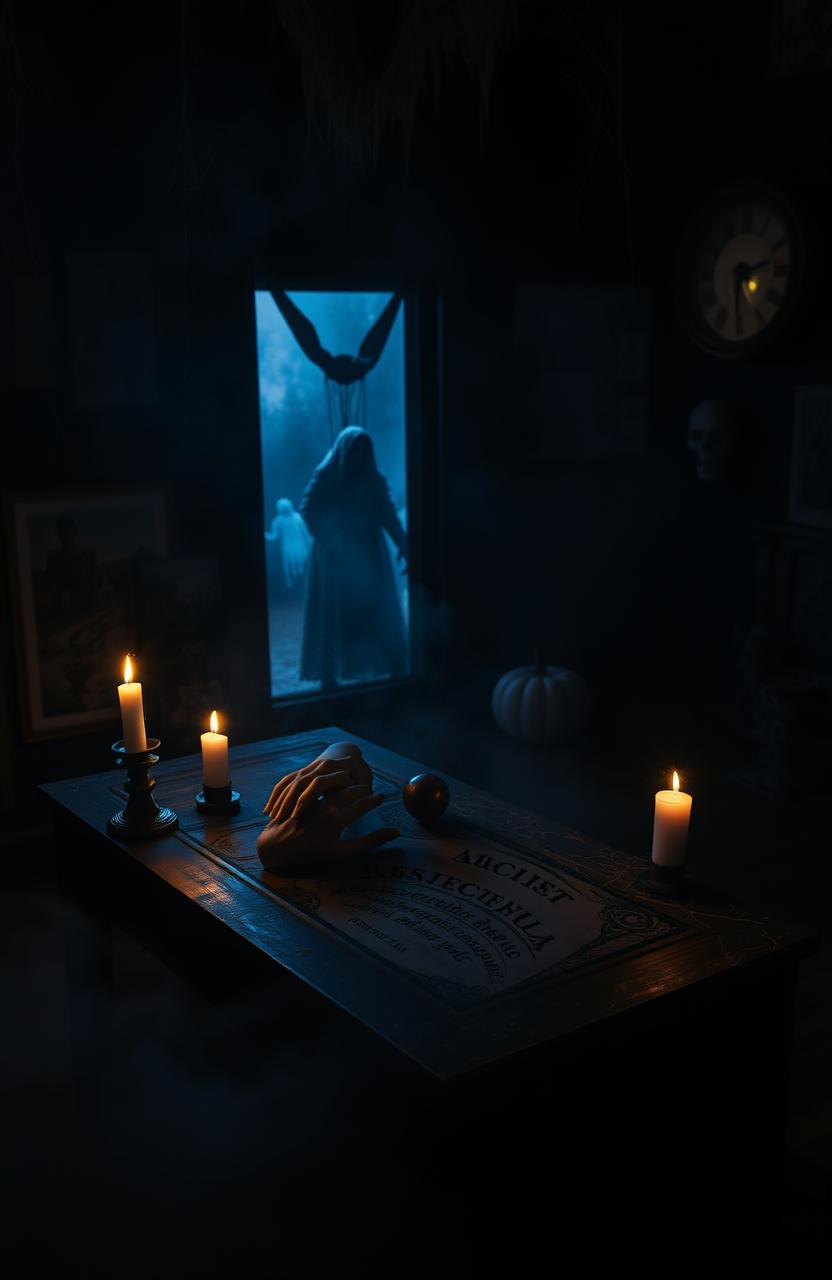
(42, 727, 817, 1078)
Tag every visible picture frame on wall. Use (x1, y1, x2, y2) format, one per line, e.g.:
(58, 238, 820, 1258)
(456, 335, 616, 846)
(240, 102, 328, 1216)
(789, 386, 832, 530)
(4, 490, 166, 742)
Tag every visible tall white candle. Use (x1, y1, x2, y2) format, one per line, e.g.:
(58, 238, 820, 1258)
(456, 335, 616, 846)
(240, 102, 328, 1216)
(651, 771, 692, 868)
(201, 710, 230, 788)
(118, 655, 147, 753)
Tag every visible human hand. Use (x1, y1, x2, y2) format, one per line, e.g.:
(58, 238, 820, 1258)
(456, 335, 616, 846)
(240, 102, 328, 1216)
(262, 741, 372, 823)
(257, 759, 399, 871)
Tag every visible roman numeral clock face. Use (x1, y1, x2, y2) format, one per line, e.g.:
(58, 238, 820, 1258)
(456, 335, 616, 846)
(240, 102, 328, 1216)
(680, 187, 802, 355)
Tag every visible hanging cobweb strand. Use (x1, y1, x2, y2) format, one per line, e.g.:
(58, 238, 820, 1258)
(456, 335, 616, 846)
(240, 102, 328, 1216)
(273, 0, 517, 168)
(325, 376, 365, 439)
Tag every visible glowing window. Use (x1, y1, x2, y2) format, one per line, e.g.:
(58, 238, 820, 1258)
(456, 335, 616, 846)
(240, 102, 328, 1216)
(255, 289, 410, 699)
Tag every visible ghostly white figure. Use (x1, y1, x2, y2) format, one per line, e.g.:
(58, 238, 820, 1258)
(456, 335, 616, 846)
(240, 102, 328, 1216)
(265, 498, 312, 588)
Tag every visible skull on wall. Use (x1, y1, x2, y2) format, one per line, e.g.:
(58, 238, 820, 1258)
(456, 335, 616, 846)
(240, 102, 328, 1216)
(687, 399, 737, 482)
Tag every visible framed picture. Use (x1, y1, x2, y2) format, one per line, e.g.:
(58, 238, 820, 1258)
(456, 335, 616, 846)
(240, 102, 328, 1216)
(5, 490, 166, 741)
(789, 386, 832, 529)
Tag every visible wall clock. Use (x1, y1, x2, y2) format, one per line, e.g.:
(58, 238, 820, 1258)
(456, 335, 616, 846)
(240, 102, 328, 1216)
(676, 182, 804, 357)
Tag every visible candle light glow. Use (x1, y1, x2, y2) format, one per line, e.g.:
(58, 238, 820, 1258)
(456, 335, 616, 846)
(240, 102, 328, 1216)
(117, 653, 147, 753)
(201, 708, 230, 789)
(651, 767, 692, 869)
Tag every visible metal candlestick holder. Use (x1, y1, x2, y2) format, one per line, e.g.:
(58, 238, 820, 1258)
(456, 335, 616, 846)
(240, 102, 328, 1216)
(108, 738, 179, 839)
(195, 781, 241, 815)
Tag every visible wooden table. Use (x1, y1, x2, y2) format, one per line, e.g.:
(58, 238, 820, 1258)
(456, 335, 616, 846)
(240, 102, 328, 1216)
(42, 726, 818, 1227)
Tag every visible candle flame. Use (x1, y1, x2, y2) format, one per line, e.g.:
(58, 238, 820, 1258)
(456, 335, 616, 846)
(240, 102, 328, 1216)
(210, 710, 219, 734)
(673, 770, 680, 793)
(124, 655, 133, 683)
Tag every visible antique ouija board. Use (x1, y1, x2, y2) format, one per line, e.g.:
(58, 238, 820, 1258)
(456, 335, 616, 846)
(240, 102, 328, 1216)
(42, 728, 813, 1078)
(172, 746, 688, 1011)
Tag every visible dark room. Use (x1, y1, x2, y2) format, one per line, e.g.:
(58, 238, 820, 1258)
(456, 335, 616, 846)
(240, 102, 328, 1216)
(2, 1, 831, 1275)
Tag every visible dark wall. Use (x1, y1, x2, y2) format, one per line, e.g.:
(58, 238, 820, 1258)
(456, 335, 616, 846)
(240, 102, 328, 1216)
(3, 0, 831, 809)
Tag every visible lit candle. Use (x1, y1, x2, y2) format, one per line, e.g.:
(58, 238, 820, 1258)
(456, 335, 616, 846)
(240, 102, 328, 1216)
(201, 710, 230, 788)
(118, 655, 147, 753)
(651, 770, 693, 868)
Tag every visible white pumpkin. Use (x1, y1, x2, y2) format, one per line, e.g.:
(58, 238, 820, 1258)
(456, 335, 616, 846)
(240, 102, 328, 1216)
(491, 654, 591, 746)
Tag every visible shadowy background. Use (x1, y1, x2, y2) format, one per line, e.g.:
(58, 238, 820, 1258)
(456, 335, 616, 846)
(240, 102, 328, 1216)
(2, 1, 830, 1272)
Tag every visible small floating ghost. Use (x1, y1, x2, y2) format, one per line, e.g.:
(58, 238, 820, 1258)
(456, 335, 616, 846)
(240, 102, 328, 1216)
(265, 498, 312, 589)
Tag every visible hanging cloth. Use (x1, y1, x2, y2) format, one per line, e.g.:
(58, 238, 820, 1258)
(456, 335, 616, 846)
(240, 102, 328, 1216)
(270, 289, 402, 443)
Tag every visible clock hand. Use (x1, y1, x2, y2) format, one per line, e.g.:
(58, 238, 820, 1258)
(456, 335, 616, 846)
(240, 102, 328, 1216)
(746, 258, 772, 274)
(733, 269, 743, 333)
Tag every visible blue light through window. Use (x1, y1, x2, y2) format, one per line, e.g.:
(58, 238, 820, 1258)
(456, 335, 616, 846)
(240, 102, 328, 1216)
(255, 289, 409, 698)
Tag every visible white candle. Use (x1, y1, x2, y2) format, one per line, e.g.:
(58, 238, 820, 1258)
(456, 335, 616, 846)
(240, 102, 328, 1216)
(118, 655, 147, 753)
(201, 710, 230, 788)
(651, 770, 693, 868)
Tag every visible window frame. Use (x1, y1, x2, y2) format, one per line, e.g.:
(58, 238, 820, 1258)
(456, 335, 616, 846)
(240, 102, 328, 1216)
(252, 279, 427, 711)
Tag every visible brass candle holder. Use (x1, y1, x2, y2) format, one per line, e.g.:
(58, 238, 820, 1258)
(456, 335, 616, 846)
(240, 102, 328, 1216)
(108, 738, 179, 839)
